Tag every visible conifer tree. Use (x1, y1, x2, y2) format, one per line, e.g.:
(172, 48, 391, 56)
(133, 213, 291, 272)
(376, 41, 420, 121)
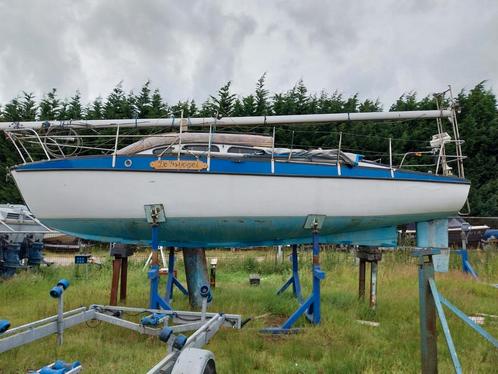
(86, 97, 104, 120)
(209, 81, 236, 117)
(150, 89, 169, 118)
(255, 73, 270, 115)
(20, 92, 37, 120)
(104, 82, 128, 119)
(136, 81, 152, 118)
(57, 100, 69, 120)
(39, 88, 60, 120)
(67, 91, 83, 119)
(2, 97, 22, 121)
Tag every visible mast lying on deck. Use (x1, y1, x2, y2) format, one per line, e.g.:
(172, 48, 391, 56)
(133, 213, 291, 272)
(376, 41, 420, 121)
(0, 109, 454, 131)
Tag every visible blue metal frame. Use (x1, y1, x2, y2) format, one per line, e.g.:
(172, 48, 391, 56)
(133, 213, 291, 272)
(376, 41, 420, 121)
(428, 277, 462, 372)
(438, 294, 498, 348)
(148, 225, 172, 311)
(165, 247, 188, 303)
(455, 249, 478, 279)
(276, 244, 303, 302)
(261, 228, 325, 334)
(414, 246, 498, 373)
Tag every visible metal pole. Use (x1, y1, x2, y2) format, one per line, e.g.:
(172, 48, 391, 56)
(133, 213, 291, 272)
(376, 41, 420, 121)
(207, 123, 213, 172)
(337, 132, 342, 176)
(166, 247, 175, 302)
(291, 244, 301, 298)
(56, 293, 64, 346)
(111, 124, 120, 168)
(201, 297, 208, 322)
(428, 278, 463, 372)
(177, 110, 183, 161)
(276, 245, 283, 264)
(311, 226, 321, 324)
(370, 261, 378, 309)
(271, 126, 276, 174)
(0, 110, 454, 131)
(149, 225, 160, 309)
(417, 253, 438, 374)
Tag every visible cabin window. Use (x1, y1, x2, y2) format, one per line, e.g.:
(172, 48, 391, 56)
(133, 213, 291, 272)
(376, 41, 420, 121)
(227, 146, 266, 155)
(152, 144, 219, 155)
(182, 144, 220, 152)
(152, 147, 173, 155)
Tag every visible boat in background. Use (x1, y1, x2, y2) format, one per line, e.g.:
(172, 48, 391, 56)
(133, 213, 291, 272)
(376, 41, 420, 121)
(0, 204, 53, 277)
(0, 105, 470, 249)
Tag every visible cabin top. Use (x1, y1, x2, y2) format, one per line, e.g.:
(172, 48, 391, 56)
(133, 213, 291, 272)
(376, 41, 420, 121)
(117, 132, 273, 155)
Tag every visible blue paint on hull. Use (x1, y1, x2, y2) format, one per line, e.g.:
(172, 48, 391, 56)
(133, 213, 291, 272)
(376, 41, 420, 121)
(40, 213, 453, 248)
(14, 154, 470, 185)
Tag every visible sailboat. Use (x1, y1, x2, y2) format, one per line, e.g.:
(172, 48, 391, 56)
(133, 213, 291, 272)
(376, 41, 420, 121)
(0, 109, 470, 248)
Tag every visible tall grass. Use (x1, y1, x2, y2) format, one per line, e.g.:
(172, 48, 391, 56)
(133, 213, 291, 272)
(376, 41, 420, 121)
(0, 247, 497, 373)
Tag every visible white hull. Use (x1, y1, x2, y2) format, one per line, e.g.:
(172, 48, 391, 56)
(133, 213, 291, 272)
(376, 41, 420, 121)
(12, 170, 469, 220)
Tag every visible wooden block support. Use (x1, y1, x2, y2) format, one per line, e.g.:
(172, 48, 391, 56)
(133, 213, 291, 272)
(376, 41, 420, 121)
(120, 257, 128, 302)
(110, 256, 129, 305)
(357, 248, 382, 309)
(110, 257, 122, 306)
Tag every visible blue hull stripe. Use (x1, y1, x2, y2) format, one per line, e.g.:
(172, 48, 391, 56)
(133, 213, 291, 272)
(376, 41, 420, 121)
(15, 155, 469, 184)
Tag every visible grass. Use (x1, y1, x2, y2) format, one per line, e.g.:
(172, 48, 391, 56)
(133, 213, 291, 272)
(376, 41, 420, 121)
(1, 247, 497, 373)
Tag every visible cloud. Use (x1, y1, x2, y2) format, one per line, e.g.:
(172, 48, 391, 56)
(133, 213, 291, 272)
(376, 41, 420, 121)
(0, 0, 496, 109)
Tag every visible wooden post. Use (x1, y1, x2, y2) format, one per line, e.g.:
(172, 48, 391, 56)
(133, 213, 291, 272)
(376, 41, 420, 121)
(357, 247, 381, 307)
(120, 257, 128, 302)
(109, 244, 134, 306)
(110, 256, 122, 306)
(359, 259, 366, 300)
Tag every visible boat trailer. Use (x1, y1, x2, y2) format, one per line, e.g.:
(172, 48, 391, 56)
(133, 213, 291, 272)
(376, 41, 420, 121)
(0, 279, 242, 373)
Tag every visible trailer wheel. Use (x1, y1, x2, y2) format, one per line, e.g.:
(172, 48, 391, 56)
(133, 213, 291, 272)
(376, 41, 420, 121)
(171, 348, 216, 374)
(203, 358, 216, 374)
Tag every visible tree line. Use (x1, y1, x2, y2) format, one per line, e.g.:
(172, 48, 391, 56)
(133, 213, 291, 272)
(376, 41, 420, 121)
(0, 75, 496, 216)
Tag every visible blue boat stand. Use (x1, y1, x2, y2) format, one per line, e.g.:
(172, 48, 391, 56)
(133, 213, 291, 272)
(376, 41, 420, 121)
(455, 249, 478, 279)
(262, 217, 325, 334)
(148, 224, 172, 311)
(413, 248, 498, 374)
(276, 244, 303, 302)
(455, 223, 478, 279)
(165, 247, 189, 303)
(144, 204, 186, 314)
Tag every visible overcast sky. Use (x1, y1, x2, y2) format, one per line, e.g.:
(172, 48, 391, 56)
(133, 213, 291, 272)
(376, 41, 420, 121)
(0, 0, 497, 110)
